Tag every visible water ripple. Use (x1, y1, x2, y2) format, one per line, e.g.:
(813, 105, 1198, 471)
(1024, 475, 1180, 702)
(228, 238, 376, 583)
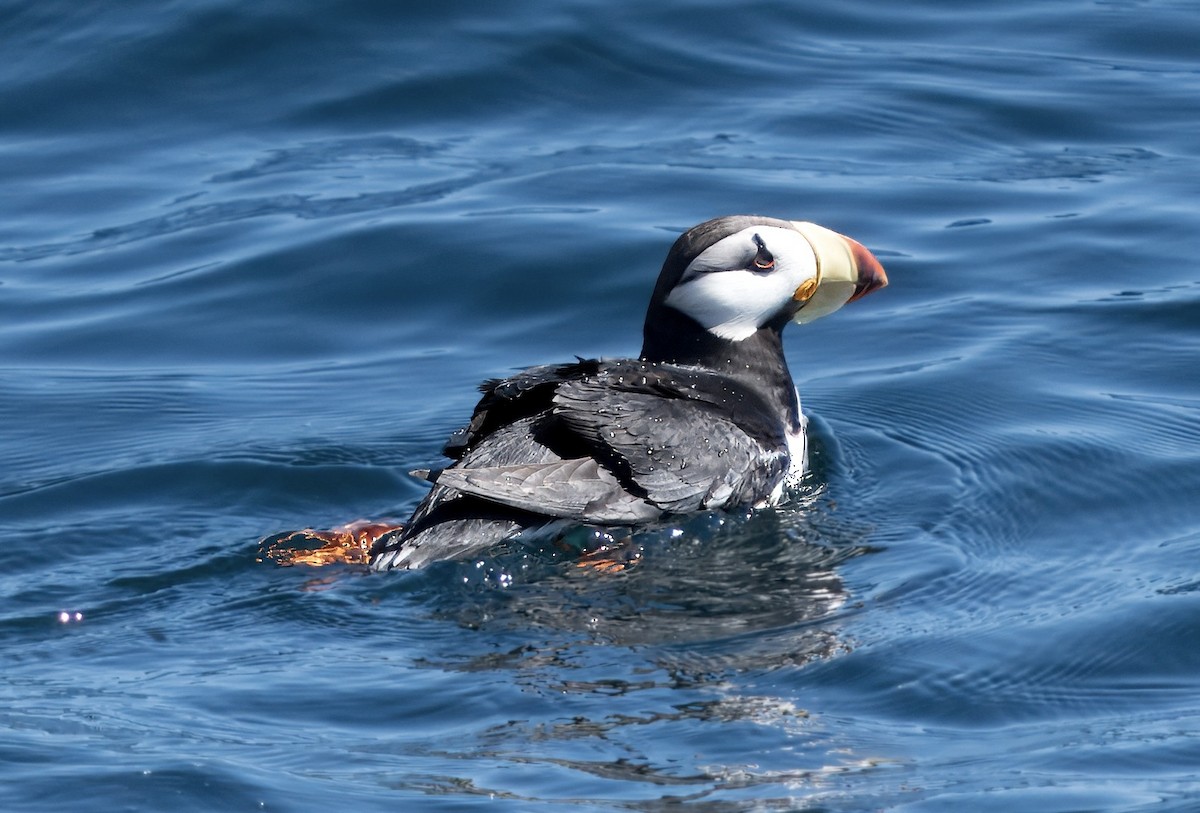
(1, 136, 859, 264)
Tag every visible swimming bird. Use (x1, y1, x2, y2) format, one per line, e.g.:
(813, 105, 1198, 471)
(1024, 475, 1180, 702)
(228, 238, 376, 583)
(369, 215, 887, 571)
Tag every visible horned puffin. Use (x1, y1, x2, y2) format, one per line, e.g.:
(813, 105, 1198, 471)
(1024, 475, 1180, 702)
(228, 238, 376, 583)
(369, 215, 887, 571)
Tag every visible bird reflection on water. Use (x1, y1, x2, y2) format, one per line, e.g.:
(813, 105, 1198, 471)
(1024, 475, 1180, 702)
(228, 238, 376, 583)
(383, 491, 882, 805)
(262, 479, 872, 656)
(257, 434, 883, 802)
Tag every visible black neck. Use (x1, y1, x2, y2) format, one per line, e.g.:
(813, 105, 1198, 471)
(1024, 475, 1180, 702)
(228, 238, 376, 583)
(640, 304, 801, 430)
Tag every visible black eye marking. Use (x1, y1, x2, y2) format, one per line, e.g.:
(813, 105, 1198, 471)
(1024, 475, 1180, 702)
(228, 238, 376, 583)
(751, 233, 775, 271)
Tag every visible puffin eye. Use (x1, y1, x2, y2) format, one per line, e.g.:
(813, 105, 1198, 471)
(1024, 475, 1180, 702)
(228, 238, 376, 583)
(751, 234, 775, 271)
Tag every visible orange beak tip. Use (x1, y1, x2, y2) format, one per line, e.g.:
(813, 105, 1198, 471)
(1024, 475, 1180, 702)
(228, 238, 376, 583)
(845, 237, 888, 302)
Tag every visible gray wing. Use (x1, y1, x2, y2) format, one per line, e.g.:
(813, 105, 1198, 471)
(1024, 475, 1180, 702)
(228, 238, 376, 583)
(442, 360, 599, 459)
(552, 365, 789, 513)
(428, 362, 789, 519)
(372, 415, 565, 569)
(425, 363, 789, 523)
(371, 361, 790, 570)
(433, 457, 660, 523)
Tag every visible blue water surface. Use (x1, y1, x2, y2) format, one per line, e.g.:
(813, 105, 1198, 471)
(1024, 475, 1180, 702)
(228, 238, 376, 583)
(3, 1, 1200, 810)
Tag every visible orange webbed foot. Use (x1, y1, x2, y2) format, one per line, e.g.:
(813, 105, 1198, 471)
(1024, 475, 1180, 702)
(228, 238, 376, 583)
(258, 519, 404, 567)
(575, 536, 642, 573)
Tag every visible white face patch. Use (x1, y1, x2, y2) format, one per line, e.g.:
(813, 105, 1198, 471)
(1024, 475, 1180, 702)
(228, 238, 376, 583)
(664, 226, 818, 341)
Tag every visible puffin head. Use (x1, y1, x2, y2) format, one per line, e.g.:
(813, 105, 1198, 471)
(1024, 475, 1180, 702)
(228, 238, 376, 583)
(644, 215, 887, 345)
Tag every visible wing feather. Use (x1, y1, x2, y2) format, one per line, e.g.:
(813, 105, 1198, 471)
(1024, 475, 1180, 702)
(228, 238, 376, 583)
(374, 358, 791, 570)
(433, 457, 660, 523)
(553, 362, 788, 512)
(443, 359, 599, 459)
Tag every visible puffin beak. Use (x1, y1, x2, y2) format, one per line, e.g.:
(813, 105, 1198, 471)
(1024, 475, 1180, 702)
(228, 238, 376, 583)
(789, 221, 888, 324)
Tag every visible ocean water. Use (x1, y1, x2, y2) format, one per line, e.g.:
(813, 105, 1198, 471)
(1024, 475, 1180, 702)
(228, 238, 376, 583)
(3, 0, 1199, 810)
